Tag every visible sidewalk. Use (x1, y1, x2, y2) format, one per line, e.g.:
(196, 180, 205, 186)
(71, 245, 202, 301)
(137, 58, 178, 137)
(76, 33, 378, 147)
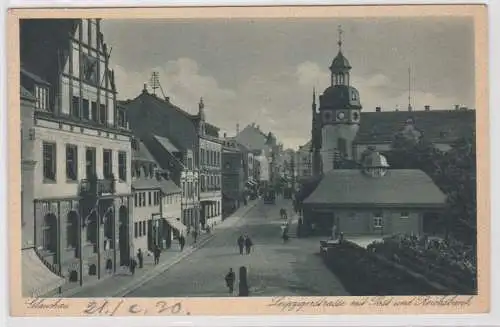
(60, 199, 258, 298)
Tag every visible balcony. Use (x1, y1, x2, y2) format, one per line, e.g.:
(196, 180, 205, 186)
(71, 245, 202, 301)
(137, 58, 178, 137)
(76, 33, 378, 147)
(80, 178, 116, 197)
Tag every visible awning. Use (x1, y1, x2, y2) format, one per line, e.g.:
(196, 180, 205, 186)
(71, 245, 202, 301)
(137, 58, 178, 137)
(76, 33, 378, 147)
(165, 217, 188, 235)
(22, 248, 66, 297)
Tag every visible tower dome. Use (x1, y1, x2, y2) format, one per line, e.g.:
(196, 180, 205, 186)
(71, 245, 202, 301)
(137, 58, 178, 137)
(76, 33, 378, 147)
(329, 51, 352, 74)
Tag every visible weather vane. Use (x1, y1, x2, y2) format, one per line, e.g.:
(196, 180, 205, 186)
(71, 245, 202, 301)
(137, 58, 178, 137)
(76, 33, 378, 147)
(337, 25, 343, 49)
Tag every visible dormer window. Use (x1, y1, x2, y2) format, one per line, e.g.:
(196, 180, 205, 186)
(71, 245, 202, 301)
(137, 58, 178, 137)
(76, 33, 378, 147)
(35, 85, 49, 111)
(117, 108, 128, 129)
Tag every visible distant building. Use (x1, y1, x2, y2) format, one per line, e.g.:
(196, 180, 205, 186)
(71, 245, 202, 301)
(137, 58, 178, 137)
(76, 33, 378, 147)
(21, 19, 133, 295)
(303, 150, 446, 236)
(220, 140, 245, 218)
(295, 141, 313, 182)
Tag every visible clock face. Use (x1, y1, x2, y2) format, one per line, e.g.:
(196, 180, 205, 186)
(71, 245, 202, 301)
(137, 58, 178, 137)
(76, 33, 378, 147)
(337, 112, 345, 120)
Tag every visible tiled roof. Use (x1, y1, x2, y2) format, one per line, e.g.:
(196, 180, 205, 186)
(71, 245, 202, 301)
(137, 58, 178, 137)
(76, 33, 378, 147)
(153, 135, 180, 153)
(132, 178, 181, 194)
(304, 169, 446, 207)
(132, 140, 157, 163)
(354, 110, 475, 144)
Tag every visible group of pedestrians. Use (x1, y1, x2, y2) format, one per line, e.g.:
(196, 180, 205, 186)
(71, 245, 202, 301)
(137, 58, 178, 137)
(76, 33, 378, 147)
(237, 234, 253, 255)
(129, 245, 163, 275)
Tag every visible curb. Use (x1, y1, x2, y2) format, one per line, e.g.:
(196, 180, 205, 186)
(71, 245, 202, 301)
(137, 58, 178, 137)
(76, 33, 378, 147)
(114, 201, 258, 297)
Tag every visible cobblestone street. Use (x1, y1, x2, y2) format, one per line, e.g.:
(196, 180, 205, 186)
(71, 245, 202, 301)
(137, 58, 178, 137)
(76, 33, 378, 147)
(124, 198, 348, 297)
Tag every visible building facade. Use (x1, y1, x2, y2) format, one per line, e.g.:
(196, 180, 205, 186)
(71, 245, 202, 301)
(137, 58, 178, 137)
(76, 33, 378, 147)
(21, 19, 133, 293)
(221, 140, 245, 218)
(303, 151, 446, 237)
(197, 99, 223, 228)
(131, 138, 183, 253)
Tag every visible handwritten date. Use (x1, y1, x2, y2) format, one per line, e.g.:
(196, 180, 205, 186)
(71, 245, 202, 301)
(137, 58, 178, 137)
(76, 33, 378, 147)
(82, 300, 185, 316)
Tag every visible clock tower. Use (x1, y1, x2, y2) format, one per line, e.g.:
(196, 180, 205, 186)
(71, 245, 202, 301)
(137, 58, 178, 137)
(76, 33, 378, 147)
(318, 25, 362, 172)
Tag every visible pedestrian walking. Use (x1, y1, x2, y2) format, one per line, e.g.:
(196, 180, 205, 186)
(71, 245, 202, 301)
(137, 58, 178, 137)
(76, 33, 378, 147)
(130, 257, 137, 275)
(154, 245, 161, 265)
(137, 248, 144, 269)
(193, 230, 198, 244)
(179, 235, 186, 251)
(225, 268, 236, 295)
(237, 235, 245, 255)
(244, 235, 253, 254)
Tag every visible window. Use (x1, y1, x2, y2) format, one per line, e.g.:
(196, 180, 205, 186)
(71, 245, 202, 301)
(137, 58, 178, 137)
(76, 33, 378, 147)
(117, 109, 127, 128)
(66, 144, 78, 181)
(35, 85, 49, 111)
(352, 91, 357, 101)
(99, 104, 106, 125)
(86, 211, 98, 244)
(134, 193, 138, 207)
(400, 211, 409, 219)
(373, 212, 383, 229)
(72, 96, 80, 118)
(82, 99, 90, 120)
(43, 142, 56, 181)
(337, 138, 347, 158)
(118, 151, 127, 181)
(148, 191, 152, 206)
(42, 214, 57, 253)
(85, 147, 96, 179)
(142, 221, 146, 235)
(141, 192, 146, 207)
(91, 101, 98, 122)
(187, 157, 193, 170)
(103, 149, 113, 179)
(134, 222, 138, 238)
(66, 211, 79, 248)
(201, 149, 205, 165)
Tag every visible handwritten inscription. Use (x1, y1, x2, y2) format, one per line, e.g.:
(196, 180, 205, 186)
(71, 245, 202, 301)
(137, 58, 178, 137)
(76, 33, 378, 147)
(25, 298, 69, 310)
(267, 295, 474, 312)
(82, 300, 124, 316)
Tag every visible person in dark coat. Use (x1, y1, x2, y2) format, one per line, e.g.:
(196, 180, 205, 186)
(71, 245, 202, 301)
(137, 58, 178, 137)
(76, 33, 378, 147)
(225, 268, 235, 294)
(137, 248, 144, 269)
(193, 230, 198, 244)
(154, 245, 161, 265)
(244, 236, 253, 254)
(130, 257, 137, 275)
(237, 235, 245, 255)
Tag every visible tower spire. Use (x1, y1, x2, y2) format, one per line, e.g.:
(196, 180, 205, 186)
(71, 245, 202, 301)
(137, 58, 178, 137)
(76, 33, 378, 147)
(312, 87, 316, 111)
(337, 25, 343, 51)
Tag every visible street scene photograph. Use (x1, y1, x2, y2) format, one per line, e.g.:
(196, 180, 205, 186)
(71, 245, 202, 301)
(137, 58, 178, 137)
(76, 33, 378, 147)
(18, 15, 477, 299)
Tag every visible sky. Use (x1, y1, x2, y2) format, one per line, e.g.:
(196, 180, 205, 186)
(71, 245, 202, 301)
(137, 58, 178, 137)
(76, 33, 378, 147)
(101, 17, 475, 150)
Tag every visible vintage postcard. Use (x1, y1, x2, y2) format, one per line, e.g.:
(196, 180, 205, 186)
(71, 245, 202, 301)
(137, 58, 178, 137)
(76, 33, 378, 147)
(7, 4, 489, 317)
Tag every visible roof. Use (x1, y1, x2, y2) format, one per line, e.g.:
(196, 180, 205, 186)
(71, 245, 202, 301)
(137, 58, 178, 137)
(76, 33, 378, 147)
(132, 139, 157, 163)
(330, 50, 352, 72)
(304, 169, 446, 207)
(132, 178, 181, 194)
(20, 86, 35, 100)
(21, 67, 51, 86)
(153, 135, 180, 153)
(234, 124, 269, 151)
(320, 85, 362, 109)
(354, 110, 475, 144)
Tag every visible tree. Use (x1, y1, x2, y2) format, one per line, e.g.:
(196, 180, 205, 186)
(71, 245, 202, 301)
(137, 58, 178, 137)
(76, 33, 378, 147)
(387, 131, 476, 244)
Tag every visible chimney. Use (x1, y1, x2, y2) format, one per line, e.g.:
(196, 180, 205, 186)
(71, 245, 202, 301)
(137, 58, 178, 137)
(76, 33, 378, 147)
(142, 83, 148, 93)
(424, 105, 430, 111)
(236, 123, 240, 134)
(223, 132, 227, 138)
(454, 104, 460, 110)
(165, 96, 170, 102)
(375, 106, 381, 112)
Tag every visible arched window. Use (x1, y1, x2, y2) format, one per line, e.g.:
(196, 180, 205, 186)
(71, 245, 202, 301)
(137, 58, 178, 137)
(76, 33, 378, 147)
(66, 211, 79, 248)
(43, 214, 57, 253)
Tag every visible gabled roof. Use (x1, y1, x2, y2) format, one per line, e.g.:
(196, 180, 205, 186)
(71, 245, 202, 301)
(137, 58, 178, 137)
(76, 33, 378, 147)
(234, 124, 269, 150)
(304, 169, 446, 207)
(132, 178, 181, 194)
(132, 139, 157, 163)
(354, 110, 475, 144)
(153, 135, 180, 153)
(21, 67, 51, 86)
